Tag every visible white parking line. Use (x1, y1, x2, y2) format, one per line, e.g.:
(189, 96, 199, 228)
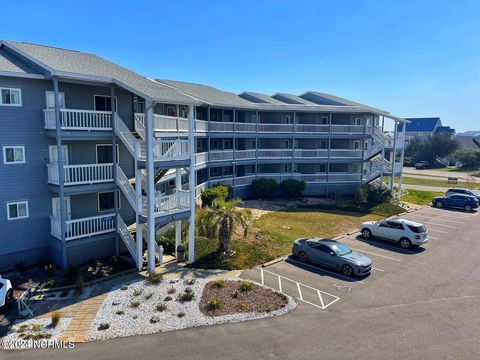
(287, 259, 365, 284)
(258, 267, 341, 309)
(428, 228, 448, 234)
(421, 209, 474, 218)
(407, 214, 463, 224)
(372, 267, 384, 272)
(342, 236, 416, 255)
(429, 236, 439, 240)
(347, 247, 402, 262)
(419, 222, 456, 228)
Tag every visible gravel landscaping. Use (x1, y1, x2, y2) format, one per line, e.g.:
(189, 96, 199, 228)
(87, 277, 296, 341)
(1, 316, 72, 350)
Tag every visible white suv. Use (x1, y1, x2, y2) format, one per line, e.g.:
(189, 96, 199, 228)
(0, 275, 13, 310)
(361, 219, 429, 249)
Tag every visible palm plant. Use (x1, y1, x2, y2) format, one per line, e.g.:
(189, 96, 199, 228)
(198, 199, 251, 253)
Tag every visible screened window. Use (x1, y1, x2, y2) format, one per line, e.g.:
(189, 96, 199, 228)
(1, 87, 21, 106)
(7, 201, 29, 220)
(3, 146, 25, 164)
(98, 192, 120, 212)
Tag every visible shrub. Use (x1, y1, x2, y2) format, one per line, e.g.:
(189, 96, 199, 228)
(212, 278, 226, 289)
(251, 178, 278, 200)
(147, 272, 163, 285)
(207, 297, 223, 311)
(75, 277, 85, 295)
(237, 302, 249, 311)
(44, 263, 56, 276)
(239, 280, 254, 292)
(44, 279, 56, 289)
(201, 184, 232, 207)
(155, 303, 167, 312)
(130, 300, 140, 308)
(275, 292, 288, 303)
(177, 312, 186, 318)
(280, 179, 306, 200)
(31, 323, 43, 332)
(116, 310, 125, 315)
(133, 288, 143, 296)
(184, 278, 196, 285)
(178, 289, 195, 303)
(50, 312, 60, 328)
(453, 149, 480, 169)
(354, 184, 392, 206)
(144, 293, 153, 300)
(17, 324, 29, 333)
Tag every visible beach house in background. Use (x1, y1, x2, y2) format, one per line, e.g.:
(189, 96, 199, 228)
(401, 117, 455, 145)
(0, 40, 408, 272)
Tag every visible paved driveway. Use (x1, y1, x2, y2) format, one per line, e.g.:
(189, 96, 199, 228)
(2, 206, 480, 360)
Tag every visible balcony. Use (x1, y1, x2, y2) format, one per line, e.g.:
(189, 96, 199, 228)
(44, 108, 112, 131)
(329, 149, 363, 158)
(257, 149, 293, 159)
(50, 213, 116, 241)
(47, 163, 114, 186)
(141, 191, 190, 216)
(293, 149, 328, 158)
(235, 149, 256, 160)
(295, 124, 330, 133)
(235, 123, 256, 132)
(330, 125, 364, 134)
(195, 152, 208, 165)
(209, 150, 234, 162)
(258, 123, 294, 133)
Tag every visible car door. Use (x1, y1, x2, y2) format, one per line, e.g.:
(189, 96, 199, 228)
(305, 241, 323, 263)
(448, 195, 461, 208)
(385, 221, 405, 242)
(316, 244, 337, 268)
(374, 221, 390, 238)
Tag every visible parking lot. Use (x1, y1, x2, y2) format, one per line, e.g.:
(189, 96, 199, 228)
(242, 205, 479, 313)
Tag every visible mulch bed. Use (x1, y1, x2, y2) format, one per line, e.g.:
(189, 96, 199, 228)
(199, 280, 288, 317)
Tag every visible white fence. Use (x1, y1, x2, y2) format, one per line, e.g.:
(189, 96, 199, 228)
(44, 108, 112, 130)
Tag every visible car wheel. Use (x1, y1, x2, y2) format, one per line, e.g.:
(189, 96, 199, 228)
(399, 238, 412, 249)
(435, 201, 444, 208)
(5, 290, 13, 307)
(297, 251, 308, 263)
(465, 205, 473, 212)
(341, 264, 354, 277)
(362, 228, 372, 239)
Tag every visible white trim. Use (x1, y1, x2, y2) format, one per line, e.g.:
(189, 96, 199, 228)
(6, 201, 29, 220)
(95, 144, 119, 164)
(0, 71, 45, 79)
(0, 87, 22, 106)
(3, 145, 25, 164)
(97, 191, 121, 212)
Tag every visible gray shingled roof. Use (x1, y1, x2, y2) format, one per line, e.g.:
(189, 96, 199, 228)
(271, 93, 319, 105)
(2, 41, 201, 104)
(0, 47, 41, 75)
(158, 79, 253, 107)
(239, 92, 286, 104)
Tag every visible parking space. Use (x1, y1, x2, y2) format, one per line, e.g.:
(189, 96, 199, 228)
(242, 204, 479, 312)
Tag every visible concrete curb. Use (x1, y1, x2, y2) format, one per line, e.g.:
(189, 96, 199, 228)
(261, 256, 287, 268)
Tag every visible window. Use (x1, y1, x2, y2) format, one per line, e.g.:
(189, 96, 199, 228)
(46, 91, 65, 109)
(223, 139, 231, 149)
(387, 221, 404, 230)
(407, 225, 427, 233)
(96, 144, 119, 164)
(166, 106, 176, 117)
(98, 192, 120, 212)
(94, 95, 116, 112)
(1, 87, 22, 106)
(212, 113, 220, 122)
(197, 139, 204, 151)
(353, 140, 360, 150)
(285, 115, 291, 124)
(355, 117, 363, 126)
(364, 141, 369, 150)
(321, 116, 329, 125)
(7, 201, 29, 220)
(379, 222, 390, 228)
(3, 146, 25, 164)
(320, 140, 327, 149)
(211, 139, 219, 149)
(331, 243, 352, 256)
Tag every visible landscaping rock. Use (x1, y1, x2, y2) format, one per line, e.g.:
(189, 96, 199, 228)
(112, 301, 121, 306)
(150, 316, 160, 323)
(120, 285, 128, 291)
(164, 296, 173, 301)
(169, 279, 179, 284)
(98, 323, 110, 331)
(133, 315, 138, 319)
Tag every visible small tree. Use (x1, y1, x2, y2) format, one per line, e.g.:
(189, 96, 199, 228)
(405, 134, 459, 165)
(453, 149, 480, 169)
(198, 199, 251, 253)
(200, 184, 232, 207)
(251, 178, 278, 200)
(280, 179, 306, 199)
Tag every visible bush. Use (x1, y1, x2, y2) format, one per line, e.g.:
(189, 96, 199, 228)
(144, 293, 153, 300)
(239, 280, 254, 292)
(453, 149, 480, 169)
(178, 289, 195, 303)
(280, 179, 306, 199)
(44, 279, 56, 288)
(147, 272, 163, 285)
(354, 184, 392, 206)
(44, 263, 56, 276)
(201, 184, 232, 207)
(207, 297, 223, 311)
(212, 278, 226, 289)
(155, 303, 168, 312)
(50, 312, 60, 327)
(251, 178, 278, 200)
(133, 288, 143, 296)
(116, 310, 125, 315)
(237, 302, 249, 311)
(130, 300, 140, 308)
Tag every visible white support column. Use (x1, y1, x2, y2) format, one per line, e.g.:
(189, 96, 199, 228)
(188, 104, 196, 264)
(135, 164, 143, 270)
(175, 168, 182, 258)
(390, 120, 398, 193)
(146, 102, 156, 273)
(398, 123, 407, 195)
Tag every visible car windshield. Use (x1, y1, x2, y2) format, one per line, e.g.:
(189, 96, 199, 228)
(408, 225, 427, 233)
(331, 243, 352, 256)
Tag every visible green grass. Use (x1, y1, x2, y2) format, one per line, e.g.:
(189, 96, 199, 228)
(401, 189, 443, 205)
(401, 176, 479, 189)
(437, 167, 479, 173)
(191, 203, 405, 270)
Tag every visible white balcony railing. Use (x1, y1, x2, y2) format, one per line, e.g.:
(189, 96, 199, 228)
(209, 121, 234, 132)
(209, 150, 234, 161)
(293, 149, 328, 158)
(195, 152, 208, 165)
(294, 174, 328, 183)
(330, 149, 363, 158)
(331, 125, 364, 134)
(295, 124, 330, 133)
(141, 190, 190, 216)
(50, 213, 116, 241)
(328, 173, 363, 182)
(257, 149, 293, 158)
(235, 149, 256, 160)
(44, 108, 112, 130)
(235, 123, 257, 132)
(258, 123, 294, 133)
(47, 163, 114, 186)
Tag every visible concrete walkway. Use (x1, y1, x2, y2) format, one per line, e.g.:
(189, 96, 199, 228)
(403, 167, 480, 182)
(401, 184, 449, 192)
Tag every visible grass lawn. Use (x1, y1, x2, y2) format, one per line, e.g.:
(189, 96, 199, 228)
(401, 189, 443, 205)
(437, 167, 479, 173)
(191, 202, 405, 270)
(401, 176, 479, 189)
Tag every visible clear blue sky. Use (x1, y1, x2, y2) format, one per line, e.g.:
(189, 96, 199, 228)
(3, 0, 479, 131)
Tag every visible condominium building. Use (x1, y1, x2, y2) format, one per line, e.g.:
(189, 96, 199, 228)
(0, 40, 407, 272)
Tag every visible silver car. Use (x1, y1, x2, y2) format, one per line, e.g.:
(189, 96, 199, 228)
(292, 238, 372, 277)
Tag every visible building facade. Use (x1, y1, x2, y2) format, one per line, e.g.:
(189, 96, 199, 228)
(0, 41, 407, 272)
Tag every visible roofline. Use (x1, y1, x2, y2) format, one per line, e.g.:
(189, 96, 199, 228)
(2, 41, 203, 106)
(0, 70, 45, 80)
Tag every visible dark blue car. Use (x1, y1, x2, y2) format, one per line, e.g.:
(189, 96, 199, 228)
(432, 194, 479, 212)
